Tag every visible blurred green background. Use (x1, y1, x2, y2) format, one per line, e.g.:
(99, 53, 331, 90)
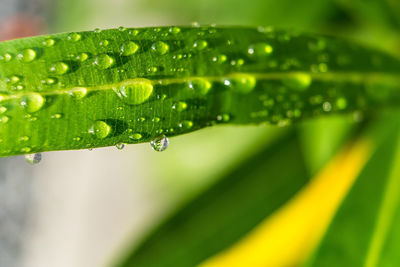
(0, 0, 399, 266)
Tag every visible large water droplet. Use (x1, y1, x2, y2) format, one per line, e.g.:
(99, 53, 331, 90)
(17, 49, 36, 62)
(150, 135, 169, 152)
(94, 54, 114, 69)
(89, 121, 111, 139)
(151, 41, 169, 55)
(188, 78, 212, 95)
(20, 93, 45, 113)
(50, 62, 69, 75)
(120, 41, 139, 56)
(114, 79, 153, 105)
(283, 73, 312, 90)
(224, 74, 256, 93)
(25, 153, 42, 165)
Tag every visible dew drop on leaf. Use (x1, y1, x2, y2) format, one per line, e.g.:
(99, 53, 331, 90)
(67, 33, 81, 42)
(172, 101, 188, 112)
(224, 74, 256, 93)
(248, 43, 273, 56)
(129, 133, 142, 140)
(179, 120, 193, 129)
(50, 62, 69, 75)
(0, 115, 9, 124)
(69, 87, 88, 99)
(283, 73, 312, 90)
(25, 153, 41, 165)
(188, 78, 212, 95)
(169, 26, 181, 34)
(120, 41, 139, 56)
(114, 79, 153, 105)
(17, 49, 36, 62)
(94, 54, 114, 69)
(20, 93, 45, 113)
(89, 121, 111, 139)
(150, 135, 169, 152)
(193, 40, 208, 50)
(42, 38, 55, 47)
(0, 106, 7, 114)
(151, 41, 169, 55)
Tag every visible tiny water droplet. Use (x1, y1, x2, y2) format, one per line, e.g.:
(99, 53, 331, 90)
(6, 75, 20, 84)
(283, 73, 312, 90)
(75, 52, 89, 62)
(0, 115, 9, 123)
(42, 38, 55, 47)
(0, 106, 7, 114)
(193, 40, 208, 50)
(150, 135, 169, 152)
(17, 49, 36, 62)
(172, 101, 187, 112)
(179, 120, 193, 129)
(169, 27, 181, 34)
(19, 136, 30, 142)
(151, 41, 169, 55)
(20, 93, 45, 113)
(94, 54, 114, 69)
(129, 133, 142, 140)
(51, 113, 63, 119)
(336, 97, 347, 110)
(188, 78, 212, 95)
(25, 153, 41, 165)
(212, 54, 227, 64)
(114, 79, 153, 105)
(99, 39, 110, 46)
(89, 120, 111, 139)
(118, 26, 126, 31)
(224, 74, 256, 94)
(50, 62, 69, 75)
(120, 41, 139, 56)
(116, 143, 125, 150)
(67, 33, 81, 42)
(41, 77, 57, 85)
(69, 87, 88, 99)
(2, 53, 12, 61)
(216, 114, 230, 122)
(248, 43, 273, 56)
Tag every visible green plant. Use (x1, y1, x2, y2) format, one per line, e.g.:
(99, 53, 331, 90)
(2, 24, 400, 266)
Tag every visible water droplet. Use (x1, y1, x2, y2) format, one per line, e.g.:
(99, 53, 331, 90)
(99, 39, 110, 46)
(20, 93, 45, 113)
(94, 28, 102, 33)
(2, 53, 12, 61)
(169, 27, 181, 34)
(224, 74, 256, 93)
(120, 41, 139, 56)
(42, 38, 55, 47)
(41, 77, 57, 85)
(69, 87, 88, 99)
(0, 106, 7, 114)
(151, 41, 169, 55)
(152, 117, 161, 123)
(114, 79, 153, 105)
(89, 120, 111, 139)
(19, 136, 30, 142)
(75, 53, 89, 62)
(150, 135, 169, 152)
(283, 73, 312, 90)
(129, 133, 142, 140)
(25, 153, 41, 165)
(193, 40, 208, 50)
(73, 136, 81, 141)
(188, 78, 212, 95)
(322, 102, 332, 112)
(172, 101, 187, 112)
(116, 143, 125, 150)
(17, 49, 36, 62)
(51, 113, 63, 119)
(67, 33, 81, 42)
(94, 54, 114, 69)
(248, 43, 273, 56)
(216, 114, 230, 122)
(336, 97, 347, 110)
(0, 115, 9, 123)
(118, 26, 126, 31)
(179, 120, 193, 129)
(6, 75, 20, 84)
(50, 62, 69, 75)
(212, 54, 227, 64)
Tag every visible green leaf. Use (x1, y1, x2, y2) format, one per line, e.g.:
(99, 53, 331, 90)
(115, 130, 309, 267)
(306, 115, 400, 266)
(1, 26, 400, 157)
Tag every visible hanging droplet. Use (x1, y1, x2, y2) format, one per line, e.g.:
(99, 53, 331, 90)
(150, 135, 169, 152)
(50, 62, 69, 75)
(25, 153, 42, 165)
(115, 143, 125, 150)
(20, 93, 45, 113)
(151, 41, 169, 55)
(114, 79, 153, 105)
(120, 41, 139, 56)
(89, 121, 111, 139)
(17, 49, 36, 62)
(94, 54, 114, 69)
